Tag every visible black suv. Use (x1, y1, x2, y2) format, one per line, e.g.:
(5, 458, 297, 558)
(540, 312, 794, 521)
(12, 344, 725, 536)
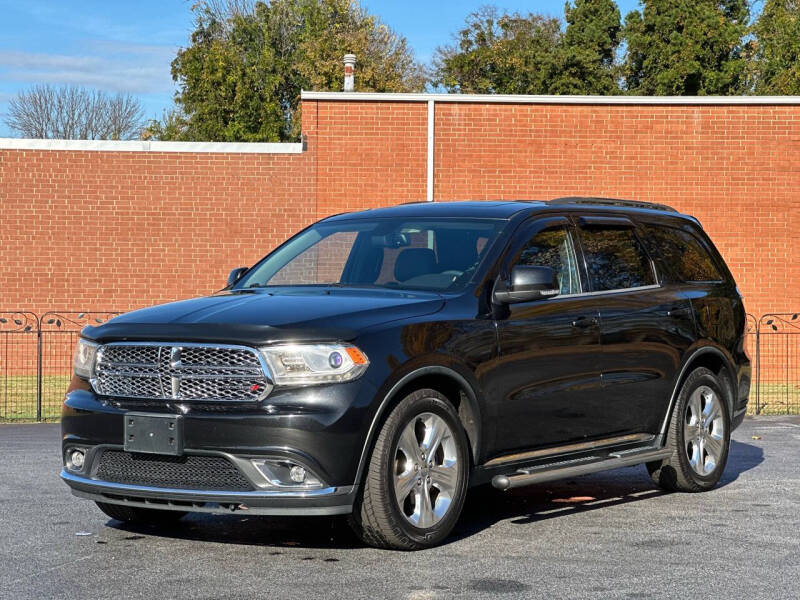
(62, 198, 750, 550)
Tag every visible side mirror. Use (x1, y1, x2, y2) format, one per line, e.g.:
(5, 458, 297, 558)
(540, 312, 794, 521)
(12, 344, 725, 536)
(227, 267, 249, 287)
(493, 265, 560, 304)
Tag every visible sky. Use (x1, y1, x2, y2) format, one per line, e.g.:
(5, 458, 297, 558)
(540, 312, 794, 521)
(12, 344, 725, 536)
(0, 0, 642, 136)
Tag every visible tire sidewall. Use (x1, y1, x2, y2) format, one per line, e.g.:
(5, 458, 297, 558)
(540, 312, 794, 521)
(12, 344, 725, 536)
(382, 392, 470, 546)
(674, 369, 731, 487)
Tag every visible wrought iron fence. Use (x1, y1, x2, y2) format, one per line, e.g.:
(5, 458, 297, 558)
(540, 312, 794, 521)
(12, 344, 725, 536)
(0, 310, 797, 421)
(754, 313, 800, 415)
(0, 311, 118, 422)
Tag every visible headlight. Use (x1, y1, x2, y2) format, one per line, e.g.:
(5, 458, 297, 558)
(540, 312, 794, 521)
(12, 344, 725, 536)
(260, 343, 369, 386)
(73, 339, 99, 379)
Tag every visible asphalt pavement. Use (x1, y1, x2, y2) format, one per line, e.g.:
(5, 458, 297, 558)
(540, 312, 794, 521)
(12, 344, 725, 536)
(1, 417, 798, 599)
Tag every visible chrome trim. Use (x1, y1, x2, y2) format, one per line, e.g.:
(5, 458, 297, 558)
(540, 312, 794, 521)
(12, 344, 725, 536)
(554, 283, 662, 300)
(92, 341, 273, 403)
(61, 469, 348, 499)
(483, 433, 655, 467)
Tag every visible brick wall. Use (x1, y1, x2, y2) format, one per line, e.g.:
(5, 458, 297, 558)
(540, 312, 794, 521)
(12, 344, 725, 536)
(306, 97, 800, 319)
(0, 147, 314, 315)
(1, 95, 798, 320)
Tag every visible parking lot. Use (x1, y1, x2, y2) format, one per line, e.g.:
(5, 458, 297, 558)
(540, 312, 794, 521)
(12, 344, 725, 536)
(1, 417, 798, 600)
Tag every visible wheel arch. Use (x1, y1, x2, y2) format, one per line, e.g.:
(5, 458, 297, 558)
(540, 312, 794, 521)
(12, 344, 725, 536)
(354, 365, 483, 486)
(660, 345, 737, 437)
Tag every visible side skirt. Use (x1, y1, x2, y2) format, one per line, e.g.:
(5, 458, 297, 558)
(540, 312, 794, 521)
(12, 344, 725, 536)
(489, 446, 671, 491)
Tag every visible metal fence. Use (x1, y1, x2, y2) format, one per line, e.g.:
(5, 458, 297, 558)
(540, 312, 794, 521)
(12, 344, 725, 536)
(754, 313, 800, 415)
(0, 312, 118, 422)
(0, 310, 798, 421)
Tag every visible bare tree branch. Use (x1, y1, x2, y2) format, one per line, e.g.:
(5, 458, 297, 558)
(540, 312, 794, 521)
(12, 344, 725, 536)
(4, 84, 145, 140)
(191, 0, 257, 30)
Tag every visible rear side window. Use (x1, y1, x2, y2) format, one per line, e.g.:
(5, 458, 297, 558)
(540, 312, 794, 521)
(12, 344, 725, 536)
(643, 225, 723, 283)
(578, 226, 656, 291)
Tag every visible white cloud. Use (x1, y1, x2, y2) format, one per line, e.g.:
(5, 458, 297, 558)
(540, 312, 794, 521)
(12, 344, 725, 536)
(0, 43, 178, 95)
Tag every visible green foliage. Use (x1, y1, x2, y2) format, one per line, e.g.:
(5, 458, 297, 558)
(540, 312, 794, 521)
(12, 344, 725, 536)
(622, 0, 750, 95)
(433, 6, 563, 94)
(434, 2, 622, 96)
(550, 0, 622, 95)
(156, 0, 425, 142)
(750, 0, 800, 94)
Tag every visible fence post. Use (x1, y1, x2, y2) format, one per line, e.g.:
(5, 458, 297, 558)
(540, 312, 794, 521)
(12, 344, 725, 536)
(755, 323, 760, 415)
(36, 325, 43, 422)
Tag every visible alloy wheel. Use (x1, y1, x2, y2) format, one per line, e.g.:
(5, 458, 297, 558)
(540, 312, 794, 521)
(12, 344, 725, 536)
(684, 385, 725, 476)
(393, 412, 459, 528)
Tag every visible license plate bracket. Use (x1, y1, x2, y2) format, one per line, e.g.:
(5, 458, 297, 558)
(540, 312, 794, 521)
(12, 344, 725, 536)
(124, 413, 183, 455)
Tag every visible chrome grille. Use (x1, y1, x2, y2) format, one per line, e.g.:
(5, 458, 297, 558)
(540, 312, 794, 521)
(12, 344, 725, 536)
(93, 343, 272, 402)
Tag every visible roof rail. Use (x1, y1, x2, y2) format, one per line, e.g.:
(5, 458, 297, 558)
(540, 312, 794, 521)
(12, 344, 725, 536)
(548, 197, 679, 213)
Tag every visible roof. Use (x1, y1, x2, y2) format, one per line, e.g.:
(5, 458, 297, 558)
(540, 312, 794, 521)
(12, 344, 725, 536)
(323, 201, 542, 221)
(323, 198, 693, 222)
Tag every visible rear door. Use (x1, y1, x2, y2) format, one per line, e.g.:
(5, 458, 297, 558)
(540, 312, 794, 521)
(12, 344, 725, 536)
(574, 216, 695, 434)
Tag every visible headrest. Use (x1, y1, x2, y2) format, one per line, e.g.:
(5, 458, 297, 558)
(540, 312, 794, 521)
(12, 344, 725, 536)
(394, 248, 436, 282)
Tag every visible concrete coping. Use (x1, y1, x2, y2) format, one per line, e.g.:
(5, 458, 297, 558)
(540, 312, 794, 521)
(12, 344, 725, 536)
(0, 138, 304, 153)
(300, 90, 800, 105)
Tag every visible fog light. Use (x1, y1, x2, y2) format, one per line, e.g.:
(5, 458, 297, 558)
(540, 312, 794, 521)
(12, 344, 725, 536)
(67, 448, 86, 471)
(250, 459, 323, 489)
(289, 465, 306, 483)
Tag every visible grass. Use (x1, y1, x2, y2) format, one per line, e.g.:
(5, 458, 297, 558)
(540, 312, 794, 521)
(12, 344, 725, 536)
(0, 375, 71, 422)
(0, 376, 797, 422)
(752, 383, 800, 415)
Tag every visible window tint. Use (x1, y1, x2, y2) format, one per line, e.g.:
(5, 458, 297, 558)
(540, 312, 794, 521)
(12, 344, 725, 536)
(269, 231, 358, 285)
(513, 227, 581, 295)
(579, 226, 656, 291)
(643, 225, 723, 282)
(236, 218, 504, 292)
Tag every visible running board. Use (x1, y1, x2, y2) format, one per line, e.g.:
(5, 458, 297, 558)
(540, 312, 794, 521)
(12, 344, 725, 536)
(491, 447, 672, 491)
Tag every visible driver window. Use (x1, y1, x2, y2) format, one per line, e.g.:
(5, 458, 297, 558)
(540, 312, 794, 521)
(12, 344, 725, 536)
(514, 226, 581, 295)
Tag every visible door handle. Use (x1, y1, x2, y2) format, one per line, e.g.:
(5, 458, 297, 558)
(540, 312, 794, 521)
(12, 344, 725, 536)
(666, 306, 691, 318)
(571, 316, 598, 329)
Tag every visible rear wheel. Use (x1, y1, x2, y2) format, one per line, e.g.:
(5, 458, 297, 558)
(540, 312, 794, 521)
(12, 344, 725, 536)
(349, 389, 469, 550)
(647, 367, 730, 492)
(95, 502, 187, 525)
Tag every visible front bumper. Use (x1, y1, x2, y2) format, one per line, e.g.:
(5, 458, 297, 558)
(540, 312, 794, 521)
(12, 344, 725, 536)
(61, 469, 356, 516)
(61, 379, 377, 515)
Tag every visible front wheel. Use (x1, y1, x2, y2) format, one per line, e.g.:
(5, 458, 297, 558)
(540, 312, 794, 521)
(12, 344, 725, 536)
(647, 367, 730, 492)
(349, 389, 469, 550)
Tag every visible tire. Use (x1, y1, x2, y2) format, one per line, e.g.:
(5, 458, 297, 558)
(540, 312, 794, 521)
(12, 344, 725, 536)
(647, 367, 731, 492)
(349, 388, 470, 550)
(95, 502, 187, 525)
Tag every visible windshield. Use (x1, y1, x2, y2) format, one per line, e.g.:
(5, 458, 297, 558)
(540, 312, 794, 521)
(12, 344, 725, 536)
(235, 217, 505, 293)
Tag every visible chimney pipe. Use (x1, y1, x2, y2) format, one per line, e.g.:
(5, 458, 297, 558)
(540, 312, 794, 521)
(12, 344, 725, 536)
(343, 54, 356, 92)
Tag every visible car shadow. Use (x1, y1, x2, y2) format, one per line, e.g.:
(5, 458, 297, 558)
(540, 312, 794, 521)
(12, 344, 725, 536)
(105, 440, 763, 550)
(451, 439, 764, 541)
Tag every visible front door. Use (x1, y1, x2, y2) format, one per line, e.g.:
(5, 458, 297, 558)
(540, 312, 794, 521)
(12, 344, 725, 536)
(486, 218, 605, 457)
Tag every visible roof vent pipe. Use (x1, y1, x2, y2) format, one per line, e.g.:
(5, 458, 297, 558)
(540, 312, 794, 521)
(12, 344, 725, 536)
(343, 54, 356, 92)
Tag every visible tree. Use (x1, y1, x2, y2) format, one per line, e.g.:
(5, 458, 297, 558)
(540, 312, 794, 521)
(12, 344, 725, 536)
(550, 0, 622, 95)
(622, 0, 750, 95)
(750, 0, 800, 94)
(155, 0, 425, 142)
(5, 84, 144, 139)
(433, 6, 563, 94)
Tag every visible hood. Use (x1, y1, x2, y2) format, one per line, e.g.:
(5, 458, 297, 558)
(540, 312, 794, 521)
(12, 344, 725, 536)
(83, 287, 445, 345)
